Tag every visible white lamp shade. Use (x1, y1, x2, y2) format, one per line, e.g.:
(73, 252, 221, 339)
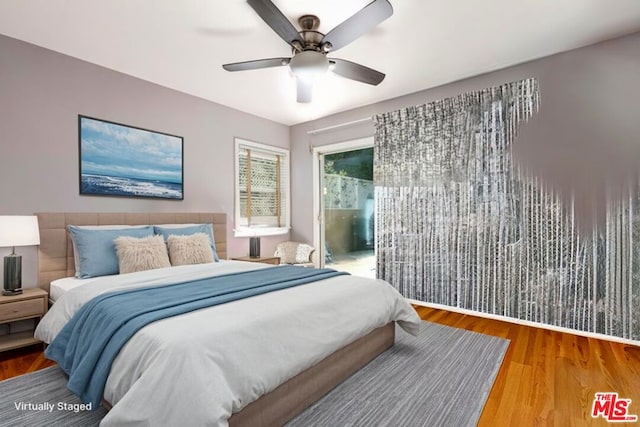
(289, 51, 329, 81)
(0, 216, 40, 247)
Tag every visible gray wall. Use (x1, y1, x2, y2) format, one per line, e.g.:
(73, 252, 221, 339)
(2, 30, 639, 287)
(290, 31, 640, 245)
(0, 35, 290, 286)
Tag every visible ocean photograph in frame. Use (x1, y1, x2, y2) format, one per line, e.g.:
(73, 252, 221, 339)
(79, 115, 184, 200)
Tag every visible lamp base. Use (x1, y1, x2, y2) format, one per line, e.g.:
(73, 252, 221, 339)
(249, 237, 261, 258)
(4, 253, 22, 296)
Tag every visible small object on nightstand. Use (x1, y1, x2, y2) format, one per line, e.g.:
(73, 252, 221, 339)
(249, 236, 261, 258)
(0, 288, 48, 352)
(232, 256, 280, 266)
(0, 216, 41, 296)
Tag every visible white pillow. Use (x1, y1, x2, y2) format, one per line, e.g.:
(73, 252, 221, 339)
(113, 235, 171, 274)
(167, 233, 214, 266)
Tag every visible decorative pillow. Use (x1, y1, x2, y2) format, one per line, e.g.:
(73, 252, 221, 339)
(69, 225, 150, 273)
(154, 224, 219, 261)
(167, 233, 215, 266)
(71, 225, 150, 230)
(114, 235, 171, 274)
(67, 225, 154, 278)
(275, 241, 315, 264)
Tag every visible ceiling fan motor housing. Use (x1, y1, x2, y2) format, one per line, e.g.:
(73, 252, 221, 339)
(296, 15, 328, 52)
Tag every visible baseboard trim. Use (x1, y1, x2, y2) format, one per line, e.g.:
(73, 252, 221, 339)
(408, 299, 640, 347)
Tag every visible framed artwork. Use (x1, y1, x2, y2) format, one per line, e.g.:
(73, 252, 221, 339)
(78, 115, 184, 200)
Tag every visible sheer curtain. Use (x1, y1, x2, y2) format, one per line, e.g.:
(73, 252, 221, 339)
(374, 78, 639, 341)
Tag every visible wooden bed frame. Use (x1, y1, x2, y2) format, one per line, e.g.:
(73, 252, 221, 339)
(36, 212, 395, 426)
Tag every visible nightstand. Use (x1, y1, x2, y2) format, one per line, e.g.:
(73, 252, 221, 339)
(0, 288, 48, 352)
(232, 256, 281, 265)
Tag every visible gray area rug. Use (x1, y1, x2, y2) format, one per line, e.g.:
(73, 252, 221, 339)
(0, 321, 508, 427)
(287, 322, 509, 427)
(0, 365, 108, 427)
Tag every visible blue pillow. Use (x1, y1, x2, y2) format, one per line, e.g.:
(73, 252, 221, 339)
(68, 225, 155, 278)
(154, 224, 219, 262)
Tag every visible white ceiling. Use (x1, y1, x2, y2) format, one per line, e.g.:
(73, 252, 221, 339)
(1, 0, 639, 125)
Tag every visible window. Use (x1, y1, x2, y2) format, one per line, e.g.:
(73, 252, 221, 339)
(234, 138, 290, 237)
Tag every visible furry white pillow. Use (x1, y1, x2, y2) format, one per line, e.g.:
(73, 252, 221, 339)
(167, 232, 214, 266)
(114, 235, 171, 274)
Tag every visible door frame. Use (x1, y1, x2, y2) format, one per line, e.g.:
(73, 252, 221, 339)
(312, 136, 374, 268)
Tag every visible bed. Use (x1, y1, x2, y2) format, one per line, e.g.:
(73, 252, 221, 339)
(34, 212, 421, 426)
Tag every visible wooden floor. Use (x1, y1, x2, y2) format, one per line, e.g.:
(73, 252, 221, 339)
(1, 307, 639, 426)
(415, 306, 640, 426)
(0, 344, 54, 381)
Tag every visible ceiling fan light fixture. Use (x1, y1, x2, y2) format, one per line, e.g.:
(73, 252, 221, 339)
(289, 51, 329, 81)
(223, 0, 393, 102)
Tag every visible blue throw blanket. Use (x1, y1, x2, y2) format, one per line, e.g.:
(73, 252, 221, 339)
(45, 266, 348, 408)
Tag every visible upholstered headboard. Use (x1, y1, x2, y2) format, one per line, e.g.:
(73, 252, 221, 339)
(36, 212, 227, 292)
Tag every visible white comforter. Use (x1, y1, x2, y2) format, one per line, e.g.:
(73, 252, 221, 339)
(36, 261, 421, 426)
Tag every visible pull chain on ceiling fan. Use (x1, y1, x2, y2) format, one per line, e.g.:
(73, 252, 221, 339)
(222, 0, 393, 103)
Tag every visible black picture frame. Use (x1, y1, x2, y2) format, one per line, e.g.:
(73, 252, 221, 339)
(78, 115, 184, 200)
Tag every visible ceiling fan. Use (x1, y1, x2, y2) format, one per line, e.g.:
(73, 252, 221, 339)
(222, 0, 393, 103)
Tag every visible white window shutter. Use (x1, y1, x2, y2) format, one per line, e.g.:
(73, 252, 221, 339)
(235, 139, 290, 236)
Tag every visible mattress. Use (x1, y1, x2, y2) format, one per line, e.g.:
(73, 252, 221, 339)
(36, 260, 421, 426)
(49, 276, 101, 302)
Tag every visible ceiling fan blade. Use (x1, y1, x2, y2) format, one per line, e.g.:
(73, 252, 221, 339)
(247, 0, 302, 46)
(223, 57, 291, 72)
(330, 58, 385, 85)
(321, 0, 393, 52)
(297, 79, 312, 103)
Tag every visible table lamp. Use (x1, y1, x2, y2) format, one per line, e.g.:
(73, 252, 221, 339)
(249, 236, 261, 258)
(0, 216, 40, 296)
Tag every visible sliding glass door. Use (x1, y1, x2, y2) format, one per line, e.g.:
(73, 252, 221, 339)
(316, 139, 375, 277)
